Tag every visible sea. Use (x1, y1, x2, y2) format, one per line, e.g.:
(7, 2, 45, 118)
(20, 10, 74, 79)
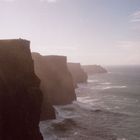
(40, 65, 140, 140)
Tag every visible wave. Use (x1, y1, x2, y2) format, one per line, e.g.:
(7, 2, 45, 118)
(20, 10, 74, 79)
(40, 101, 131, 140)
(75, 101, 128, 115)
(54, 104, 80, 119)
(102, 86, 127, 90)
(90, 85, 127, 90)
(88, 79, 99, 83)
(77, 97, 100, 107)
(100, 82, 111, 85)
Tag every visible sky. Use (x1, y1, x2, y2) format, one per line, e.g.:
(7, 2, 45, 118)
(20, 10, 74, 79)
(0, 0, 140, 65)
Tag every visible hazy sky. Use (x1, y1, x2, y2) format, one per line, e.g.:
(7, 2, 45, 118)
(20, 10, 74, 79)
(0, 0, 140, 65)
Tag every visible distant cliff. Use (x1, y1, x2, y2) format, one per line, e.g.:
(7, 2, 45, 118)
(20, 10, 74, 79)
(67, 63, 88, 86)
(0, 39, 43, 140)
(32, 53, 76, 107)
(82, 65, 107, 75)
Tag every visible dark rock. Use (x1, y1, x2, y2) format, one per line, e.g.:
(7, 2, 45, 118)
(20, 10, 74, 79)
(40, 99, 56, 121)
(0, 39, 43, 140)
(67, 63, 88, 87)
(32, 53, 76, 107)
(82, 65, 107, 75)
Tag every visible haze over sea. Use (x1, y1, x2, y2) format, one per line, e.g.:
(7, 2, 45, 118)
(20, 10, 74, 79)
(40, 65, 140, 140)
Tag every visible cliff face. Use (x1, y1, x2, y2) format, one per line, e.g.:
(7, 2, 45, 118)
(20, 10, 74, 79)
(67, 63, 88, 86)
(82, 65, 107, 75)
(32, 53, 76, 107)
(0, 39, 43, 140)
(32, 53, 56, 120)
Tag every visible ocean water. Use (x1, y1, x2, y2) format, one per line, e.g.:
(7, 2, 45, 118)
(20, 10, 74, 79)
(40, 65, 140, 140)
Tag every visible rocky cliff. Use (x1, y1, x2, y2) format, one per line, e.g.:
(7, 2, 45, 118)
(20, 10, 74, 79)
(32, 53, 76, 107)
(32, 53, 56, 120)
(0, 39, 43, 140)
(67, 63, 88, 86)
(82, 65, 107, 75)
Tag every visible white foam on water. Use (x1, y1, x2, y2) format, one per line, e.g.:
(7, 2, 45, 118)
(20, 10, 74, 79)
(54, 104, 80, 119)
(100, 82, 111, 85)
(77, 96, 90, 101)
(88, 79, 99, 83)
(102, 85, 127, 90)
(77, 96, 99, 104)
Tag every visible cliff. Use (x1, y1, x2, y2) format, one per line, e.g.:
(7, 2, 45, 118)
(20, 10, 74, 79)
(67, 63, 88, 86)
(32, 53, 76, 107)
(32, 53, 56, 120)
(0, 39, 43, 140)
(82, 65, 107, 75)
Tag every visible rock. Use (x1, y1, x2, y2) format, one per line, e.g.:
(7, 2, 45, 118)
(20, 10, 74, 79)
(31, 53, 56, 120)
(32, 53, 76, 107)
(67, 63, 88, 87)
(0, 39, 43, 140)
(82, 65, 107, 75)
